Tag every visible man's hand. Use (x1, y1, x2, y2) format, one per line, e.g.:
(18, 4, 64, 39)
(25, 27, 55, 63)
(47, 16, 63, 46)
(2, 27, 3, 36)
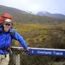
(26, 47, 31, 51)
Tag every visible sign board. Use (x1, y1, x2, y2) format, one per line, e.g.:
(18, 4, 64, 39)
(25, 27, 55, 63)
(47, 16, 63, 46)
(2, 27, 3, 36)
(28, 48, 65, 57)
(11, 46, 65, 57)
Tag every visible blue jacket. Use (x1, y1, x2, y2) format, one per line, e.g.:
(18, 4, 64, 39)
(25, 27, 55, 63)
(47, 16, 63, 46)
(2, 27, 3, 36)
(0, 28, 28, 55)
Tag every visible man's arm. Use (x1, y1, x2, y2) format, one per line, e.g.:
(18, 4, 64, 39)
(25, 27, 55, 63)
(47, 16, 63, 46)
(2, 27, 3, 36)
(13, 32, 28, 50)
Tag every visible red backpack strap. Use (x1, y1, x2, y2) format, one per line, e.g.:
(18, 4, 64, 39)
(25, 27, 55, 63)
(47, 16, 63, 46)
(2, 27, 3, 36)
(0, 16, 4, 24)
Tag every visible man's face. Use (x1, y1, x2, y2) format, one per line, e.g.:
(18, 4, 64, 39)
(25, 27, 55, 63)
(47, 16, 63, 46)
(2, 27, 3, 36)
(3, 23, 12, 32)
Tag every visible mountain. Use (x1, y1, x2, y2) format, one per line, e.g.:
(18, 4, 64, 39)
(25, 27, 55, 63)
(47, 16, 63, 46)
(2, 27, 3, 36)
(0, 5, 65, 24)
(26, 11, 36, 15)
(0, 5, 28, 14)
(36, 11, 65, 19)
(0, 5, 32, 22)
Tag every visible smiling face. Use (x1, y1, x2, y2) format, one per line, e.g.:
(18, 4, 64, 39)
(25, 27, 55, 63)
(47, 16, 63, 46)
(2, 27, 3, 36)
(3, 19, 12, 32)
(3, 23, 12, 32)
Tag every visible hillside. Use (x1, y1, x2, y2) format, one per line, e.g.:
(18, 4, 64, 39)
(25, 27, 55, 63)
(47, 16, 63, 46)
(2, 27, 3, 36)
(36, 11, 65, 19)
(0, 5, 31, 22)
(12, 23, 65, 63)
(0, 5, 65, 24)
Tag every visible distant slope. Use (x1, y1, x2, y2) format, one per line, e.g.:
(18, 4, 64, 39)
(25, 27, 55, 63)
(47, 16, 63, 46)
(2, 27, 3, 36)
(0, 5, 31, 22)
(0, 5, 65, 24)
(0, 5, 29, 15)
(36, 11, 65, 19)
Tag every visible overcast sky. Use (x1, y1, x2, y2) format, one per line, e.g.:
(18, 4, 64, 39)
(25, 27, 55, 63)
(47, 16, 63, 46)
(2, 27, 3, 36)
(0, 0, 65, 15)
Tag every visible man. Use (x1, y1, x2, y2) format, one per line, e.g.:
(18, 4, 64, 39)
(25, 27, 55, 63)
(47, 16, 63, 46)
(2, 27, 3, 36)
(0, 14, 29, 65)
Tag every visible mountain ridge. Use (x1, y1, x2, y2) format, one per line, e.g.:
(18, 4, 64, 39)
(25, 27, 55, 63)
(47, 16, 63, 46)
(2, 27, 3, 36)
(36, 11, 65, 19)
(0, 5, 65, 24)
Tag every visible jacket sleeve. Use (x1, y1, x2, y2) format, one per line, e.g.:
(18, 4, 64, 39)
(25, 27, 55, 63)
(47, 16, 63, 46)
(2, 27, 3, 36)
(13, 32, 28, 49)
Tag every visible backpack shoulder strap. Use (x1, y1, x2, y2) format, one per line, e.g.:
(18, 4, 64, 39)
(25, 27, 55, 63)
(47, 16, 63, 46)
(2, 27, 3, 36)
(0, 24, 3, 34)
(9, 27, 15, 38)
